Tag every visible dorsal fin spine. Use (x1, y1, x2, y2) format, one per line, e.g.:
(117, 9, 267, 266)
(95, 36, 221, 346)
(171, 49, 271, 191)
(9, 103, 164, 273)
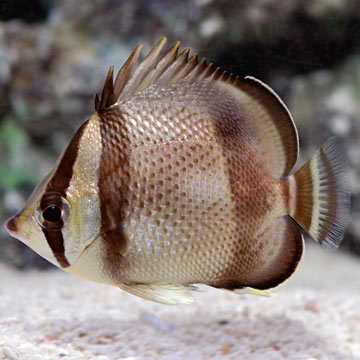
(94, 94, 100, 112)
(110, 43, 143, 106)
(99, 66, 114, 111)
(138, 41, 181, 91)
(120, 37, 168, 100)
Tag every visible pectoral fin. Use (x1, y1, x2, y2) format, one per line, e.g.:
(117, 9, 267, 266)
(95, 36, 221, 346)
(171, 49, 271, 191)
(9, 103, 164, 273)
(118, 283, 195, 305)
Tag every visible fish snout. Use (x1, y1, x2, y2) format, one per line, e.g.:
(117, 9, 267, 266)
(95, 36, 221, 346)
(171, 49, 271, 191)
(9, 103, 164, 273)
(5, 215, 18, 235)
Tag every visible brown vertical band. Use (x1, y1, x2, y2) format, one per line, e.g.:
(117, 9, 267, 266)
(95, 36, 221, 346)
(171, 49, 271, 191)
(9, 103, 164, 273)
(98, 110, 130, 278)
(293, 161, 313, 232)
(43, 228, 70, 268)
(40, 122, 88, 268)
(45, 122, 88, 195)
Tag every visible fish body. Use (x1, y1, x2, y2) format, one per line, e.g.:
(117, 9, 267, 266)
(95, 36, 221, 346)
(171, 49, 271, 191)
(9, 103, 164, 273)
(6, 38, 351, 304)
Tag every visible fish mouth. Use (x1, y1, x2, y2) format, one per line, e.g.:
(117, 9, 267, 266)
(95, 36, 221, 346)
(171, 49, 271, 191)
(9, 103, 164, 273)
(5, 208, 32, 240)
(5, 215, 19, 236)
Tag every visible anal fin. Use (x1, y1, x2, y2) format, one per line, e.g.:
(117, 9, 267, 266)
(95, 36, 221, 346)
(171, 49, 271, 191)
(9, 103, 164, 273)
(233, 287, 270, 297)
(118, 283, 195, 305)
(210, 285, 270, 297)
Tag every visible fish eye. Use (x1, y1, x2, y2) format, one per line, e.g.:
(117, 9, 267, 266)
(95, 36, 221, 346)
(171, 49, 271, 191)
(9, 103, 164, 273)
(43, 205, 62, 222)
(35, 194, 70, 230)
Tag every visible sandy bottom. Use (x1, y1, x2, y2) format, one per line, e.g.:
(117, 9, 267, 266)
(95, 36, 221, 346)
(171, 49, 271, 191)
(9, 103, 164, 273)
(0, 243, 360, 360)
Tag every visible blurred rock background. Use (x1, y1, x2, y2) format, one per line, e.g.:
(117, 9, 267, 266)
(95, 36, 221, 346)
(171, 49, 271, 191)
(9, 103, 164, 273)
(0, 0, 359, 269)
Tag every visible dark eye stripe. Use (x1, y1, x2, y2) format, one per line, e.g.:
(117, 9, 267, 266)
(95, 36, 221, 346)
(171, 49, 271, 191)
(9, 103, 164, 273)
(40, 121, 88, 268)
(42, 228, 70, 268)
(45, 122, 87, 195)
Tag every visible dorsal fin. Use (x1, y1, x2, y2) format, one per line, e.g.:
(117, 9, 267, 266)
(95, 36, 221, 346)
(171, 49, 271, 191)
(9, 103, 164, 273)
(94, 37, 220, 112)
(95, 38, 298, 176)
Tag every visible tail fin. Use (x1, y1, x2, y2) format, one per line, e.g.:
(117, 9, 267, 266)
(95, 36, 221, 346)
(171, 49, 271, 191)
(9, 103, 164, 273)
(289, 137, 351, 250)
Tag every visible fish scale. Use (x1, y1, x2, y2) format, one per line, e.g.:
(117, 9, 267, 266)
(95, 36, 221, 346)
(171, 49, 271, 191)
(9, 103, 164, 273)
(6, 37, 350, 305)
(101, 84, 290, 284)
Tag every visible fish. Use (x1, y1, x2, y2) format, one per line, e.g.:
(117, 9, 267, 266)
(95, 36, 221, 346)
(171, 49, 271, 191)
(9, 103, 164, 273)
(5, 37, 351, 305)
